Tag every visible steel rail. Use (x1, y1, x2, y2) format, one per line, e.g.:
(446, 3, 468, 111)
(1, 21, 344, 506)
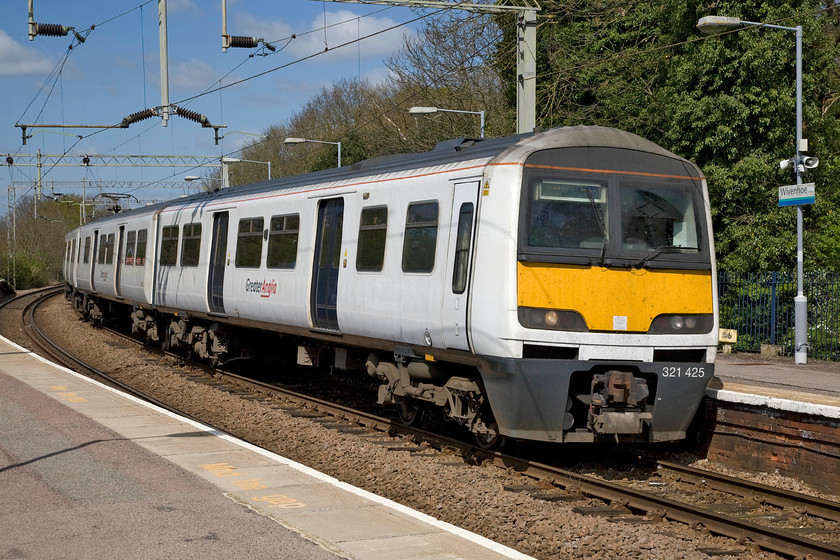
(486, 453, 840, 560)
(195, 358, 840, 559)
(656, 460, 840, 523)
(19, 288, 222, 434)
(24, 290, 840, 559)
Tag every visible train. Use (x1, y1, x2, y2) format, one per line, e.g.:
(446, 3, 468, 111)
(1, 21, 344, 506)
(63, 126, 718, 447)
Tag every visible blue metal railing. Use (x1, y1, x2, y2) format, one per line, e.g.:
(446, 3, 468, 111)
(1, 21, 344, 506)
(718, 271, 840, 361)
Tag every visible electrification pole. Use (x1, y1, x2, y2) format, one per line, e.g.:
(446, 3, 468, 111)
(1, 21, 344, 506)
(316, 0, 539, 134)
(159, 0, 170, 127)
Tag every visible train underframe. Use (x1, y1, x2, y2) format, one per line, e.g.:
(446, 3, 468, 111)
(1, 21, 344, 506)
(68, 288, 713, 447)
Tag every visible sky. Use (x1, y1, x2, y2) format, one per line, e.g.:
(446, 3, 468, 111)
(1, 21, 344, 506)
(0, 0, 423, 214)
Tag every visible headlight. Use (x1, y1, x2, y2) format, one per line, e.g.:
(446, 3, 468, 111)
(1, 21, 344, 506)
(518, 307, 588, 331)
(649, 314, 713, 334)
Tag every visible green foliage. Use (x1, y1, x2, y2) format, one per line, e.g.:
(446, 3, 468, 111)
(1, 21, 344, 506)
(495, 0, 840, 273)
(233, 12, 509, 183)
(719, 271, 840, 359)
(0, 196, 80, 289)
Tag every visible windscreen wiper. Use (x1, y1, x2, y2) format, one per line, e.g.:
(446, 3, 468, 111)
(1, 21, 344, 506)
(634, 245, 685, 269)
(585, 189, 607, 266)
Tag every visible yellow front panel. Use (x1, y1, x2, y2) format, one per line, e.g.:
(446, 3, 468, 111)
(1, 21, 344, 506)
(517, 262, 713, 332)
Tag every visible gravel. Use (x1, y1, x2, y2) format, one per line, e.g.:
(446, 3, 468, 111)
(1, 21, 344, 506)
(23, 295, 789, 560)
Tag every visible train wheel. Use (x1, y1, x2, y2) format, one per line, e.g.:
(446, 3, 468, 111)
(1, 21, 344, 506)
(473, 407, 501, 450)
(474, 424, 500, 450)
(396, 400, 424, 427)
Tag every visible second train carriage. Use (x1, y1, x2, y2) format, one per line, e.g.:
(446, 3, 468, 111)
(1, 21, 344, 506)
(64, 126, 718, 446)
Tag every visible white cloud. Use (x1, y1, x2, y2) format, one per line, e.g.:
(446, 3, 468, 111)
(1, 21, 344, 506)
(167, 0, 198, 13)
(169, 58, 228, 90)
(362, 66, 396, 87)
(0, 30, 54, 76)
(235, 10, 414, 63)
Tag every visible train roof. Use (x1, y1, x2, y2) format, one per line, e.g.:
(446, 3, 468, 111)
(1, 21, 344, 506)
(72, 126, 695, 228)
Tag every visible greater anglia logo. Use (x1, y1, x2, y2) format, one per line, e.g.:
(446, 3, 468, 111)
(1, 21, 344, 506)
(245, 278, 277, 298)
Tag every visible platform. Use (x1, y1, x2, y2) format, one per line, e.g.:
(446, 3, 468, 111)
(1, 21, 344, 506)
(0, 334, 532, 560)
(710, 352, 840, 418)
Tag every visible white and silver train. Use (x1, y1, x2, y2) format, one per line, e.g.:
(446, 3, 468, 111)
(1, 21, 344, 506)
(64, 126, 718, 447)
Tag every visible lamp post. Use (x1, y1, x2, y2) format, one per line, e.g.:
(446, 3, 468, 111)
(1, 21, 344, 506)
(697, 15, 810, 364)
(284, 137, 342, 168)
(185, 175, 222, 193)
(221, 156, 271, 186)
(235, 158, 271, 180)
(408, 106, 485, 138)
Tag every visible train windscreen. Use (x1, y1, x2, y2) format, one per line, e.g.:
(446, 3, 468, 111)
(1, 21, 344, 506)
(518, 146, 711, 270)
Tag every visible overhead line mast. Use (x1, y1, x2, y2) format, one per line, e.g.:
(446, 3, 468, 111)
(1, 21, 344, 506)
(316, 0, 539, 134)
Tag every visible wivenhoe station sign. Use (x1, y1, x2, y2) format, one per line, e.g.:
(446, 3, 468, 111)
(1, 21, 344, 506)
(779, 182, 816, 207)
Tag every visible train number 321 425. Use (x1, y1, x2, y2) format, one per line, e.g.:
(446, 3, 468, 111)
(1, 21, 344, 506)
(662, 366, 706, 378)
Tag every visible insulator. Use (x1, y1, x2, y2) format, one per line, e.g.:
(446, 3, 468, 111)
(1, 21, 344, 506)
(36, 23, 70, 37)
(228, 36, 259, 48)
(175, 107, 210, 127)
(5, 156, 13, 166)
(120, 108, 157, 128)
(264, 42, 276, 52)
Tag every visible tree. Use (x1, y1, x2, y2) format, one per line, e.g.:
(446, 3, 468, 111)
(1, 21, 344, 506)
(0, 196, 81, 288)
(494, 0, 840, 272)
(233, 11, 509, 181)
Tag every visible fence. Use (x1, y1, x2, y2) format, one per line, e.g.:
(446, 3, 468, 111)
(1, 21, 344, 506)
(718, 271, 840, 361)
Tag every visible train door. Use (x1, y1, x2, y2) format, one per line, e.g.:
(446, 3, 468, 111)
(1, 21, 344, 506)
(114, 225, 125, 298)
(208, 212, 229, 314)
(441, 181, 480, 350)
(311, 198, 344, 331)
(89, 230, 99, 291)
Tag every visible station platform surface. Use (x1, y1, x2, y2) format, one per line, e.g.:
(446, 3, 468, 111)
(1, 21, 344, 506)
(709, 351, 840, 418)
(0, 334, 532, 560)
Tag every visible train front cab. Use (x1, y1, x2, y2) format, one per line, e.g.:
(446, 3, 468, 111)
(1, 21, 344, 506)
(480, 141, 718, 444)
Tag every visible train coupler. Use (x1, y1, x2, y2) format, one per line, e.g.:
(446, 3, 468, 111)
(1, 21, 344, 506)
(589, 370, 652, 436)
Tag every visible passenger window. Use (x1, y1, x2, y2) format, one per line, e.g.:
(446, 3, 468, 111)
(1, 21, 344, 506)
(402, 201, 438, 273)
(181, 223, 202, 267)
(125, 231, 136, 265)
(136, 229, 147, 265)
(267, 214, 299, 269)
(452, 203, 474, 294)
(357, 206, 387, 272)
(105, 234, 115, 265)
(236, 217, 264, 268)
(160, 226, 179, 266)
(71, 239, 77, 264)
(98, 234, 114, 265)
(97, 235, 106, 264)
(83, 236, 91, 264)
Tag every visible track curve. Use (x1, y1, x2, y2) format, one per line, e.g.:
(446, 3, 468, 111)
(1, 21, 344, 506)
(11, 288, 840, 560)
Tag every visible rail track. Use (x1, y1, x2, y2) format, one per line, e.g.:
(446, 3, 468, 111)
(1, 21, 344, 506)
(12, 287, 840, 560)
